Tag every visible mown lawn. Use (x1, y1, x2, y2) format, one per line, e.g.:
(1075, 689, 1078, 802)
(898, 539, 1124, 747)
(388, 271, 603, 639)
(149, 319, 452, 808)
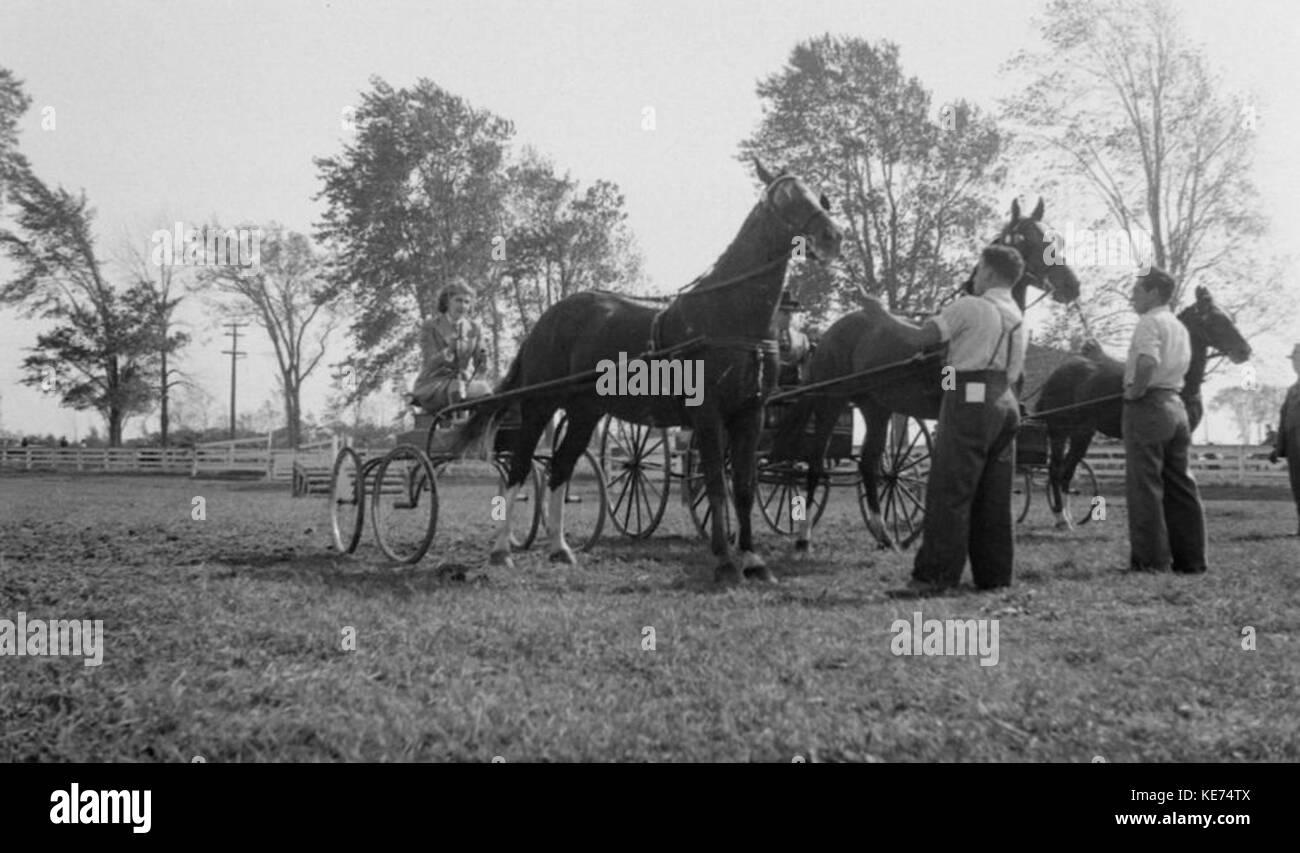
(1, 472, 1296, 761)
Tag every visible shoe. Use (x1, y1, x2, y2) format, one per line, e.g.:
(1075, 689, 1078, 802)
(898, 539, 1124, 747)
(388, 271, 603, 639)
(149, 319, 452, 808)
(886, 578, 955, 599)
(1173, 564, 1207, 575)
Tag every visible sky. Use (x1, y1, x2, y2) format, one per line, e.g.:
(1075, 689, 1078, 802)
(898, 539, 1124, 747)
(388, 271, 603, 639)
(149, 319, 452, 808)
(1, 0, 1298, 443)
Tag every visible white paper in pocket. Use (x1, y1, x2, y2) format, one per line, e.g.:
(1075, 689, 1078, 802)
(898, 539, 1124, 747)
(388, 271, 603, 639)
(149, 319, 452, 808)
(964, 382, 986, 404)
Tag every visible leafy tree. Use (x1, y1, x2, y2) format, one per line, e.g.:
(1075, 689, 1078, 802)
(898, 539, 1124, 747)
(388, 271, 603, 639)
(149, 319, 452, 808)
(1211, 384, 1287, 444)
(0, 67, 32, 203)
(315, 77, 514, 397)
(0, 169, 161, 445)
(739, 35, 1008, 325)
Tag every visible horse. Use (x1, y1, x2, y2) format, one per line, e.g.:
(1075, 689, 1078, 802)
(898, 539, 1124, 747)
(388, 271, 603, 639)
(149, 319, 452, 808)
(1037, 284, 1251, 527)
(450, 160, 843, 584)
(770, 197, 1082, 553)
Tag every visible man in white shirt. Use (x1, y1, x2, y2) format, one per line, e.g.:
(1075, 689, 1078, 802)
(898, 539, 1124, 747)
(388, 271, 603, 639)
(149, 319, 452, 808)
(1123, 268, 1207, 573)
(893, 244, 1026, 595)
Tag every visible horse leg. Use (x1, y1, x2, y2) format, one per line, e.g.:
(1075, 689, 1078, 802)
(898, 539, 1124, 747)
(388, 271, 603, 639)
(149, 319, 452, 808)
(490, 402, 555, 569)
(543, 403, 601, 566)
(857, 401, 895, 550)
(695, 418, 740, 585)
(1055, 428, 1094, 530)
(794, 397, 837, 558)
(1046, 423, 1066, 524)
(728, 405, 774, 583)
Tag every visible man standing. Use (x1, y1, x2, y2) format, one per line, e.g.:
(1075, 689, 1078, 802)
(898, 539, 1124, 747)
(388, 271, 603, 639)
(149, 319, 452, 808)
(776, 290, 810, 386)
(1268, 343, 1300, 535)
(1122, 268, 1207, 573)
(894, 244, 1026, 595)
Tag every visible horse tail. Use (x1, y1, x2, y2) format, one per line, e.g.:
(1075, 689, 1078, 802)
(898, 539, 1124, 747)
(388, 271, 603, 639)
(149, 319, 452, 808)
(769, 394, 818, 461)
(448, 356, 521, 456)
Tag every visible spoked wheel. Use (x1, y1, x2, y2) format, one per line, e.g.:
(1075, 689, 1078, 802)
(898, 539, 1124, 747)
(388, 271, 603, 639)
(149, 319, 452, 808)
(329, 446, 365, 554)
(868, 415, 932, 548)
(370, 444, 439, 564)
(493, 454, 544, 551)
(756, 458, 829, 535)
(600, 418, 671, 538)
(536, 450, 607, 553)
(1050, 459, 1101, 526)
(1014, 467, 1035, 524)
(685, 434, 734, 541)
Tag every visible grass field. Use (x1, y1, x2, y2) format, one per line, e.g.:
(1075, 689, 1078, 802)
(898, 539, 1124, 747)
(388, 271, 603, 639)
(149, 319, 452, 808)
(1, 471, 1297, 762)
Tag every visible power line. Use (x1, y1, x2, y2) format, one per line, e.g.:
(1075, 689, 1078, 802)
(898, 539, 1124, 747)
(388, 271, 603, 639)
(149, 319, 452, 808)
(221, 322, 249, 440)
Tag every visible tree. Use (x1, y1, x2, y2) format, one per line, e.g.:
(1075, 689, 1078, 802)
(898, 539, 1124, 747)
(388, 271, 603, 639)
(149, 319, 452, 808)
(196, 224, 335, 448)
(315, 77, 515, 397)
(1211, 384, 1286, 444)
(119, 241, 191, 446)
(1003, 0, 1294, 353)
(0, 169, 160, 445)
(739, 36, 1008, 325)
(498, 148, 644, 358)
(0, 67, 32, 203)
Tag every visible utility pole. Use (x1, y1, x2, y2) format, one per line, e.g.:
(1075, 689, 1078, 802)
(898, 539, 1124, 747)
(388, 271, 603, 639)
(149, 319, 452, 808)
(222, 322, 248, 439)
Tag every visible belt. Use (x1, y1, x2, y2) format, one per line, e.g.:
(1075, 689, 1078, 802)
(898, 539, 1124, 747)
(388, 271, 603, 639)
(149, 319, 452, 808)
(955, 370, 1008, 382)
(1124, 387, 1181, 403)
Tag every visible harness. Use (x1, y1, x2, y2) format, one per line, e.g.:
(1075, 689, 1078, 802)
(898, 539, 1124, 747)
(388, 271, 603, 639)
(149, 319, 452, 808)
(643, 174, 829, 399)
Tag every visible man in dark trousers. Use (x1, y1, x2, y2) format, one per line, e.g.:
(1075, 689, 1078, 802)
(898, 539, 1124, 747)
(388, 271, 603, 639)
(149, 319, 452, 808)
(1122, 268, 1207, 573)
(892, 244, 1026, 596)
(1268, 343, 1300, 535)
(776, 290, 810, 386)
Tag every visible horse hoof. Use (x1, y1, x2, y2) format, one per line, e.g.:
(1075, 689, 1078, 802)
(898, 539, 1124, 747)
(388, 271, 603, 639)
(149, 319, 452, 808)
(744, 565, 779, 584)
(509, 535, 527, 551)
(549, 548, 578, 565)
(489, 550, 514, 570)
(714, 564, 742, 586)
(793, 539, 811, 557)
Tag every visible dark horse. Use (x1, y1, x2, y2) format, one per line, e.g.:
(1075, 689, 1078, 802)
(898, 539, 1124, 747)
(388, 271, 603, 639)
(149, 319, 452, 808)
(451, 161, 843, 583)
(1037, 284, 1251, 527)
(771, 198, 1081, 552)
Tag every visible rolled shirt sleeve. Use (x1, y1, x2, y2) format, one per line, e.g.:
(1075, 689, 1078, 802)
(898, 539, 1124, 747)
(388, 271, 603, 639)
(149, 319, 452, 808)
(1130, 316, 1163, 366)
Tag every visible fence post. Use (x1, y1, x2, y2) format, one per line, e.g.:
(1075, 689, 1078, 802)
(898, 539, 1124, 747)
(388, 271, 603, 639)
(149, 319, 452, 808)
(1237, 444, 1245, 487)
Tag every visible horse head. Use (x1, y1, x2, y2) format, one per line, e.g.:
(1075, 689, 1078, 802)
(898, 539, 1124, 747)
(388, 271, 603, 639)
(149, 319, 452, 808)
(1178, 285, 1252, 364)
(753, 158, 843, 263)
(996, 197, 1081, 307)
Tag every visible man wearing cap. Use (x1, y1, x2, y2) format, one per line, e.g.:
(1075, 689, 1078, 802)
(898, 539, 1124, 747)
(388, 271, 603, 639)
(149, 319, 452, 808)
(776, 290, 810, 386)
(1268, 343, 1300, 535)
(1122, 268, 1208, 573)
(894, 244, 1026, 595)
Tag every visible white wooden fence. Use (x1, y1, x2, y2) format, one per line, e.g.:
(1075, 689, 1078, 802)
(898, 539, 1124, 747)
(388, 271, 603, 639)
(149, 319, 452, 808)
(0, 436, 1289, 487)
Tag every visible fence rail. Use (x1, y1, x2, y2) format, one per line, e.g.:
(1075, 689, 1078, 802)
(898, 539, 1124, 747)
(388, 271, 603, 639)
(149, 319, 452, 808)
(0, 439, 1289, 486)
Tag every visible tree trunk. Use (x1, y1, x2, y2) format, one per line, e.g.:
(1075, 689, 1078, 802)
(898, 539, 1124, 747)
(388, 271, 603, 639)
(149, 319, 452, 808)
(108, 407, 123, 447)
(284, 374, 301, 448)
(160, 348, 170, 447)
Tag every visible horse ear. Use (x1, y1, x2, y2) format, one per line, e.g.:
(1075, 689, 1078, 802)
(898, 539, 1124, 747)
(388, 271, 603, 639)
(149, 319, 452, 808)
(1031, 197, 1045, 221)
(753, 157, 774, 186)
(1010, 198, 1022, 221)
(1196, 285, 1211, 304)
(819, 193, 832, 212)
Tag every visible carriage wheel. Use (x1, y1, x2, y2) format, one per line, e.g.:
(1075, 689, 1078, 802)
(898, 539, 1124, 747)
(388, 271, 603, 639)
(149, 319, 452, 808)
(684, 434, 735, 541)
(756, 458, 830, 535)
(1014, 467, 1034, 525)
(370, 444, 439, 564)
(329, 447, 365, 554)
(866, 416, 931, 548)
(600, 418, 671, 538)
(537, 450, 607, 553)
(1050, 459, 1101, 527)
(493, 454, 545, 551)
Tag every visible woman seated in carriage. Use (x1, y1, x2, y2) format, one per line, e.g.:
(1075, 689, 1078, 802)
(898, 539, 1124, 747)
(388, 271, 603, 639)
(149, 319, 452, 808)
(411, 282, 493, 417)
